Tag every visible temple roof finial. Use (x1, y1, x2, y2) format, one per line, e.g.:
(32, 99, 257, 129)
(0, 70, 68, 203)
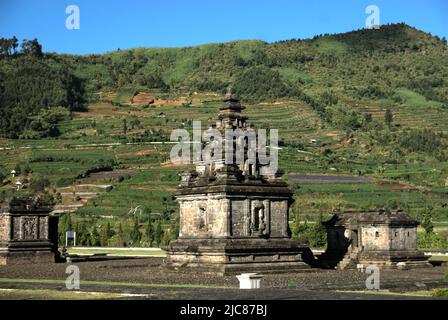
(224, 86, 239, 102)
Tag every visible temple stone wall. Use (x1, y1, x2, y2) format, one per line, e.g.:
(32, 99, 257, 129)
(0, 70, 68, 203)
(178, 196, 290, 239)
(362, 225, 390, 250)
(361, 225, 418, 251)
(0, 215, 10, 240)
(231, 199, 247, 237)
(270, 200, 287, 237)
(389, 227, 417, 251)
(179, 196, 229, 238)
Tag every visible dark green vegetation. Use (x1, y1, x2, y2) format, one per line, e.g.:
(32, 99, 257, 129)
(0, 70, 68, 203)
(0, 37, 84, 138)
(0, 24, 447, 248)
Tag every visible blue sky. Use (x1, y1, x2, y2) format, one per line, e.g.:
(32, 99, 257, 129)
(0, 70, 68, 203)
(0, 0, 447, 54)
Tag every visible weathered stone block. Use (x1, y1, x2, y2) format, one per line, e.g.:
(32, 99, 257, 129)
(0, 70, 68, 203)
(0, 197, 60, 265)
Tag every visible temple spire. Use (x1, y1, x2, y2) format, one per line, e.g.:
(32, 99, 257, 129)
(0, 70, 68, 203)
(217, 87, 247, 129)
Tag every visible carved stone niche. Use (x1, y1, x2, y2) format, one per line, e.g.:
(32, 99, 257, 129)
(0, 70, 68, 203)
(0, 197, 60, 265)
(250, 200, 268, 237)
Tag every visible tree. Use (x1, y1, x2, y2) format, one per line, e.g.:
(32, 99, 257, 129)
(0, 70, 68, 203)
(21, 107, 70, 139)
(292, 214, 327, 248)
(291, 213, 303, 239)
(122, 118, 127, 135)
(364, 113, 373, 124)
(442, 36, 447, 46)
(0, 165, 6, 182)
(22, 163, 32, 175)
(117, 223, 126, 247)
(170, 218, 179, 240)
(21, 38, 42, 58)
(153, 220, 164, 246)
(0, 38, 7, 56)
(421, 206, 434, 234)
(0, 49, 84, 138)
(10, 36, 18, 54)
(145, 219, 154, 246)
(309, 214, 327, 248)
(129, 117, 141, 130)
(76, 221, 89, 246)
(129, 218, 142, 246)
(13, 163, 21, 175)
(161, 196, 175, 221)
(384, 108, 393, 128)
(29, 175, 51, 193)
(161, 228, 171, 246)
(89, 226, 101, 246)
(100, 222, 114, 247)
(234, 66, 297, 101)
(58, 214, 73, 245)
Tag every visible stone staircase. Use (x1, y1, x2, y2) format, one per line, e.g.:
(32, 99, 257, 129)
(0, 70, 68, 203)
(337, 246, 361, 270)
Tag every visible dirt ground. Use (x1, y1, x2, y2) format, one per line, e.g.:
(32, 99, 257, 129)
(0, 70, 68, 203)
(0, 257, 446, 300)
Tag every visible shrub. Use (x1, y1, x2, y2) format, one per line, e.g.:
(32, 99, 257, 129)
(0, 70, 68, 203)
(234, 66, 297, 101)
(292, 214, 327, 248)
(29, 175, 51, 193)
(398, 129, 445, 154)
(432, 288, 448, 297)
(417, 232, 448, 250)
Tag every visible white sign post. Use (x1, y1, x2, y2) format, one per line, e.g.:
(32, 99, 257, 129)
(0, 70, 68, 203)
(66, 231, 76, 247)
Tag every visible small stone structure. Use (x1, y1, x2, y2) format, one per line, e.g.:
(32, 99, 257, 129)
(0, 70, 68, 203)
(0, 197, 60, 265)
(320, 209, 430, 269)
(164, 89, 312, 275)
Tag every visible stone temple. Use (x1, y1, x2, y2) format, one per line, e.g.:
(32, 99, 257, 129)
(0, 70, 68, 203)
(0, 197, 60, 265)
(320, 209, 431, 270)
(164, 90, 313, 275)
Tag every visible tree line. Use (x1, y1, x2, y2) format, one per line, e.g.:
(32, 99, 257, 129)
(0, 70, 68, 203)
(58, 214, 175, 247)
(0, 37, 43, 58)
(0, 38, 85, 138)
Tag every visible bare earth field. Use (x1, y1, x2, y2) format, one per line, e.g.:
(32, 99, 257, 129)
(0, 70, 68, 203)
(0, 258, 447, 300)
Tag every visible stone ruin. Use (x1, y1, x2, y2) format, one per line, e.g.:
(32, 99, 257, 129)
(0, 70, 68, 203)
(0, 197, 60, 265)
(164, 89, 313, 275)
(320, 209, 431, 270)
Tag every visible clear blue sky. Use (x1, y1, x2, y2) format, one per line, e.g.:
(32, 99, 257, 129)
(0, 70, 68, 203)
(0, 0, 447, 54)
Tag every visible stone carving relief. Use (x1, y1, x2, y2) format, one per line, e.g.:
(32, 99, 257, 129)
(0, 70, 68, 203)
(21, 217, 38, 240)
(197, 207, 208, 231)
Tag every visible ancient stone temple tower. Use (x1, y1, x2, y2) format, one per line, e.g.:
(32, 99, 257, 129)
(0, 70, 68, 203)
(165, 89, 312, 275)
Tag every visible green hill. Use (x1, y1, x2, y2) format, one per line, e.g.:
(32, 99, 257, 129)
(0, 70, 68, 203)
(1, 23, 448, 137)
